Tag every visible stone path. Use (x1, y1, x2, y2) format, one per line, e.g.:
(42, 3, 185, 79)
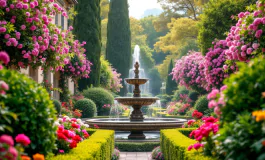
(120, 152, 153, 160)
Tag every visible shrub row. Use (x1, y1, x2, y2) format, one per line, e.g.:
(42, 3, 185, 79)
(115, 142, 160, 152)
(49, 129, 114, 160)
(161, 129, 214, 160)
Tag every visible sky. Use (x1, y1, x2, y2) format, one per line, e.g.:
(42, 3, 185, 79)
(128, 0, 162, 19)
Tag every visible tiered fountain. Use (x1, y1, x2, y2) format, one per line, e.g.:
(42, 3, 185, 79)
(86, 62, 186, 139)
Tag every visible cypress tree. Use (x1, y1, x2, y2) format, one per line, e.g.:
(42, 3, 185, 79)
(166, 59, 177, 95)
(73, 0, 101, 91)
(106, 0, 131, 95)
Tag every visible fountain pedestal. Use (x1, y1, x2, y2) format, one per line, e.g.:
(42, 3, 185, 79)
(130, 105, 144, 121)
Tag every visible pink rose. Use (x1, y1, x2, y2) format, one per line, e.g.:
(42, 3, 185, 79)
(15, 134, 31, 146)
(0, 135, 14, 146)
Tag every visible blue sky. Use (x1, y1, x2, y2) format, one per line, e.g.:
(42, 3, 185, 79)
(128, 0, 162, 19)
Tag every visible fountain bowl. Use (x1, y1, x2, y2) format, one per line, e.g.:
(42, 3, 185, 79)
(115, 97, 159, 106)
(86, 118, 186, 131)
(125, 78, 148, 85)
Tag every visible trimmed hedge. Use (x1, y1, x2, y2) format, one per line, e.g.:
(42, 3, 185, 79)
(74, 99, 97, 118)
(49, 130, 115, 160)
(161, 129, 214, 160)
(178, 128, 196, 138)
(115, 142, 160, 152)
(194, 95, 209, 114)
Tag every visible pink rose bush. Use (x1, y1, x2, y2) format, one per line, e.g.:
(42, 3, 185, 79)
(207, 85, 227, 116)
(204, 40, 235, 91)
(0, 134, 31, 160)
(225, 1, 265, 63)
(110, 69, 122, 93)
(172, 52, 207, 92)
(188, 117, 219, 151)
(0, 0, 91, 79)
(54, 116, 90, 154)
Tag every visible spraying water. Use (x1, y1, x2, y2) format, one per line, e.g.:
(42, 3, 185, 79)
(126, 45, 150, 95)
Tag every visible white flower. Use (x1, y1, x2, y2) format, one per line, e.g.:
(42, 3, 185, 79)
(58, 118, 63, 122)
(77, 119, 82, 124)
(54, 121, 60, 126)
(84, 124, 89, 128)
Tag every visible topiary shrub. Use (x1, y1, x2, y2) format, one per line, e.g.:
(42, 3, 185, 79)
(194, 95, 209, 114)
(188, 90, 200, 102)
(74, 99, 97, 118)
(83, 87, 114, 116)
(52, 99, 61, 116)
(0, 69, 57, 156)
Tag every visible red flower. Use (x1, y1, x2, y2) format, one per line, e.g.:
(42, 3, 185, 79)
(192, 110, 203, 119)
(69, 141, 77, 149)
(57, 133, 67, 140)
(84, 133, 89, 139)
(73, 135, 81, 143)
(71, 123, 79, 129)
(94, 124, 99, 129)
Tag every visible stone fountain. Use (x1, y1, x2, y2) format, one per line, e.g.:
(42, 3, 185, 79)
(86, 62, 186, 139)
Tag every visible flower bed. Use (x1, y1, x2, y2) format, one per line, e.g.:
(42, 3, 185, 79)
(160, 129, 214, 160)
(48, 129, 114, 160)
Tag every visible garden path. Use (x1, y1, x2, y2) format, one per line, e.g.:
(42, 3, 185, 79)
(120, 152, 153, 160)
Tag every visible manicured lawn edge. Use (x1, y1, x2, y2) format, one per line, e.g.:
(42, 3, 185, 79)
(161, 129, 214, 160)
(48, 129, 114, 160)
(115, 142, 160, 152)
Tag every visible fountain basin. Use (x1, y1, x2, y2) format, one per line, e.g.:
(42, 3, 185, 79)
(86, 118, 186, 131)
(125, 78, 148, 85)
(115, 97, 158, 106)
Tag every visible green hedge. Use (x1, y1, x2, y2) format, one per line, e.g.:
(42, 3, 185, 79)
(177, 128, 196, 138)
(164, 114, 192, 119)
(49, 130, 114, 160)
(115, 142, 160, 152)
(161, 129, 214, 160)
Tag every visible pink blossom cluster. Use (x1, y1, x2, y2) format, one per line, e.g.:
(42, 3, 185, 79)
(225, 1, 265, 63)
(188, 117, 219, 151)
(0, 51, 9, 95)
(0, 0, 91, 79)
(110, 68, 122, 92)
(55, 116, 90, 153)
(204, 40, 235, 91)
(0, 134, 31, 160)
(172, 52, 207, 91)
(207, 85, 227, 116)
(102, 104, 111, 108)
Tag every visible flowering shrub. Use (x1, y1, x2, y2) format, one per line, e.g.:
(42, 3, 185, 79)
(207, 86, 226, 116)
(0, 0, 91, 78)
(111, 148, 120, 160)
(172, 51, 207, 92)
(54, 116, 90, 154)
(204, 40, 235, 90)
(0, 134, 44, 160)
(225, 1, 265, 63)
(100, 57, 122, 93)
(188, 117, 219, 154)
(151, 146, 164, 160)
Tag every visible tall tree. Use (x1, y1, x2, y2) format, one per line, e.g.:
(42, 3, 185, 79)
(166, 59, 177, 94)
(73, 0, 101, 90)
(106, 0, 131, 95)
(198, 0, 256, 54)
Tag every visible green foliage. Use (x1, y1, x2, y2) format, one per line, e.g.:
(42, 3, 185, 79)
(161, 129, 214, 160)
(216, 113, 264, 159)
(115, 142, 160, 152)
(0, 69, 57, 156)
(52, 99, 61, 116)
(178, 128, 196, 137)
(198, 0, 256, 54)
(156, 94, 171, 107)
(106, 0, 131, 95)
(83, 88, 114, 116)
(222, 57, 265, 122)
(166, 59, 177, 95)
(139, 45, 155, 74)
(194, 95, 209, 114)
(49, 130, 115, 160)
(100, 56, 113, 89)
(188, 90, 200, 102)
(74, 99, 97, 118)
(148, 68, 162, 96)
(74, 0, 101, 90)
(172, 86, 189, 101)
